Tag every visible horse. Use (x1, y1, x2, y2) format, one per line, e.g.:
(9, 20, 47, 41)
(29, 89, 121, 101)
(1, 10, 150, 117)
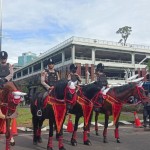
(68, 81, 103, 146)
(0, 81, 26, 150)
(30, 79, 77, 150)
(91, 82, 150, 143)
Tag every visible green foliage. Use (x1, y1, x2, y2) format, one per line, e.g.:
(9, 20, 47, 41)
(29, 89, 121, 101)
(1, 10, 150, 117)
(116, 26, 132, 46)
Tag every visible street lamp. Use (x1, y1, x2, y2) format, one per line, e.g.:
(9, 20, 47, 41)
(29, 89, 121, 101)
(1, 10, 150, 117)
(0, 0, 2, 52)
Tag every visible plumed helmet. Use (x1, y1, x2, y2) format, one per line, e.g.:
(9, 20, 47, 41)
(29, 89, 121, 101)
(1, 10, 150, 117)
(96, 63, 104, 72)
(70, 64, 77, 71)
(0, 51, 8, 59)
(47, 58, 54, 65)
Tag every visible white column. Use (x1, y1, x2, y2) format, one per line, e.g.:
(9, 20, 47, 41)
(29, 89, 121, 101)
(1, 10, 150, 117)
(92, 48, 95, 64)
(72, 45, 75, 63)
(41, 61, 43, 70)
(131, 53, 135, 75)
(131, 53, 135, 65)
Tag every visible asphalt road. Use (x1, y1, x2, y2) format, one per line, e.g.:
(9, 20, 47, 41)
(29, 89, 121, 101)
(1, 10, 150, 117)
(0, 126, 150, 150)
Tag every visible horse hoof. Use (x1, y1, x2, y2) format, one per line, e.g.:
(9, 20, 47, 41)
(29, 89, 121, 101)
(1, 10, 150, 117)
(96, 131, 99, 136)
(10, 141, 15, 146)
(103, 138, 108, 143)
(84, 140, 92, 146)
(59, 146, 66, 150)
(71, 138, 77, 146)
(117, 138, 121, 143)
(33, 140, 38, 145)
(38, 137, 43, 143)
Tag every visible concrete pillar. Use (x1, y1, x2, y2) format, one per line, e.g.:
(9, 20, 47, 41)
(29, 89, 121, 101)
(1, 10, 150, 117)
(131, 53, 135, 65)
(72, 45, 75, 63)
(85, 64, 89, 84)
(91, 64, 95, 81)
(142, 68, 147, 81)
(92, 49, 95, 64)
(76, 63, 81, 76)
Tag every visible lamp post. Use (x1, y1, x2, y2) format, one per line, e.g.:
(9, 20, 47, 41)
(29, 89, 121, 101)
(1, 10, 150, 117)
(0, 0, 2, 52)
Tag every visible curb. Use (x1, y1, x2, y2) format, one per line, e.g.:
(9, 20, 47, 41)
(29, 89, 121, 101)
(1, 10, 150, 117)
(16, 120, 140, 132)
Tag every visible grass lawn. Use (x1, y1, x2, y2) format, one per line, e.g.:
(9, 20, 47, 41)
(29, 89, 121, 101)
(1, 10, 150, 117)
(16, 106, 142, 127)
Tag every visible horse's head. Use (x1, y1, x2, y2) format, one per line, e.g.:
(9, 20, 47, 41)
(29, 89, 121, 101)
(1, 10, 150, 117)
(64, 80, 77, 110)
(126, 82, 150, 105)
(2, 82, 26, 118)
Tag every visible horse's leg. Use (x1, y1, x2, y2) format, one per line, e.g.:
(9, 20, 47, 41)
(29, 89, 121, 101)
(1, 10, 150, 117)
(83, 119, 92, 145)
(47, 117, 54, 150)
(37, 118, 44, 143)
(5, 118, 11, 150)
(71, 114, 80, 146)
(87, 111, 93, 137)
(103, 113, 109, 143)
(32, 116, 39, 145)
(57, 126, 66, 150)
(114, 114, 121, 143)
(95, 112, 99, 136)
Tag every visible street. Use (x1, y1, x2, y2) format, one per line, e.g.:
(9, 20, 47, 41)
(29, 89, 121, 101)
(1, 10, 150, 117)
(0, 126, 150, 150)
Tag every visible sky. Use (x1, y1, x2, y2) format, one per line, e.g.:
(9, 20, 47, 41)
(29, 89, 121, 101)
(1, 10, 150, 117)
(1, 0, 150, 64)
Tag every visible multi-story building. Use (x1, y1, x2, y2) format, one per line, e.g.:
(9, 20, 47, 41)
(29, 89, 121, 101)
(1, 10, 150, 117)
(18, 52, 37, 67)
(13, 36, 150, 90)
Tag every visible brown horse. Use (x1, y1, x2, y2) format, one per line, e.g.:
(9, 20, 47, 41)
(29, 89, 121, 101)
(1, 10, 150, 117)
(91, 82, 149, 143)
(0, 81, 26, 150)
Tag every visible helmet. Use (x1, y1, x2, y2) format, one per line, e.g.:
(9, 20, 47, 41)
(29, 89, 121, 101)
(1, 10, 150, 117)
(70, 64, 77, 71)
(47, 58, 54, 65)
(96, 63, 104, 72)
(0, 51, 8, 59)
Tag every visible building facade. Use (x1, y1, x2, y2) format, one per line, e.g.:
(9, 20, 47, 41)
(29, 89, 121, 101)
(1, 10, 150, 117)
(13, 36, 150, 90)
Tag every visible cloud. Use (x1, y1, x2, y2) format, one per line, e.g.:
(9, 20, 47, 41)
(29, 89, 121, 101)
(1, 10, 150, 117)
(1, 0, 150, 64)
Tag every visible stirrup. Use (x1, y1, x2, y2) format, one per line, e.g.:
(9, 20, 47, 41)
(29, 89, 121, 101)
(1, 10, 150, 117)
(37, 110, 42, 117)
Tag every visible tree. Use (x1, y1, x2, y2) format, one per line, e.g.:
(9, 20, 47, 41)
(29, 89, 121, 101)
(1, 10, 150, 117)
(116, 26, 132, 46)
(147, 60, 150, 81)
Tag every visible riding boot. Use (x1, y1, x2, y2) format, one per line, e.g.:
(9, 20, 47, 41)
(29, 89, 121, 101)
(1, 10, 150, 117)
(0, 109, 5, 119)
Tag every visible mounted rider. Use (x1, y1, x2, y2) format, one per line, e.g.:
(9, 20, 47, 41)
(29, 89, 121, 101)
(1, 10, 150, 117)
(67, 64, 82, 91)
(0, 51, 14, 119)
(37, 58, 60, 116)
(94, 63, 108, 105)
(95, 63, 108, 88)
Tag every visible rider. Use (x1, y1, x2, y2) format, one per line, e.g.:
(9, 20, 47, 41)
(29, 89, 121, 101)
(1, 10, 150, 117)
(95, 63, 108, 104)
(95, 63, 108, 88)
(0, 51, 14, 119)
(37, 58, 60, 116)
(67, 64, 82, 91)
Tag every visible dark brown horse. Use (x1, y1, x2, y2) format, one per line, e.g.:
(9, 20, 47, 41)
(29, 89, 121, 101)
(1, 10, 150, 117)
(92, 82, 149, 143)
(30, 79, 77, 150)
(68, 81, 103, 146)
(0, 81, 26, 150)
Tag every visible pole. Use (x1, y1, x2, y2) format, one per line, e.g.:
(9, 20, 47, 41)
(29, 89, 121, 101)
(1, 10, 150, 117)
(0, 0, 2, 51)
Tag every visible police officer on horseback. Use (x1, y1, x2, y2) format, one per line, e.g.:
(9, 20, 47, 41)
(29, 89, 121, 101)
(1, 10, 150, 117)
(37, 58, 60, 116)
(67, 63, 82, 90)
(95, 63, 108, 88)
(0, 51, 14, 119)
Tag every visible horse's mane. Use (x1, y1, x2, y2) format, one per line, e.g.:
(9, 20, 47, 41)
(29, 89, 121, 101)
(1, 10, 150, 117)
(54, 79, 68, 99)
(81, 81, 103, 99)
(107, 82, 136, 100)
